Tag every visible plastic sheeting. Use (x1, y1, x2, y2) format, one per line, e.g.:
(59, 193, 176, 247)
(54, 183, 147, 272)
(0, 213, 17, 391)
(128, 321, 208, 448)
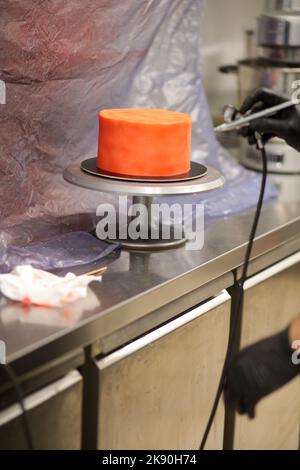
(0, 0, 277, 246)
(0, 231, 120, 274)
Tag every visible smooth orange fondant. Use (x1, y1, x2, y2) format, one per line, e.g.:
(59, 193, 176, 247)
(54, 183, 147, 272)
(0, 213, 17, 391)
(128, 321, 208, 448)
(97, 109, 192, 177)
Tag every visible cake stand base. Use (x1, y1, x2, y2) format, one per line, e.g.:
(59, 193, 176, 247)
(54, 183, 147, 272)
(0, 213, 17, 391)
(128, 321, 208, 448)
(95, 196, 187, 251)
(105, 228, 187, 251)
(63, 162, 224, 251)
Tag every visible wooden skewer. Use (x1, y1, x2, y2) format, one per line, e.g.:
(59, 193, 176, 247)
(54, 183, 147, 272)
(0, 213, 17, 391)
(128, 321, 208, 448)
(83, 266, 107, 276)
(54, 266, 107, 284)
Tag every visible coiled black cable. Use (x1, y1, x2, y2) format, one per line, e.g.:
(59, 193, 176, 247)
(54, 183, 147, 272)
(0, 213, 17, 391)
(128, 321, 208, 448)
(199, 139, 268, 450)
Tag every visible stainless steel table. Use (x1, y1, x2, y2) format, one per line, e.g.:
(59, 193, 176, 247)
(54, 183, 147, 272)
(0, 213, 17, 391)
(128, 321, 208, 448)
(1, 172, 300, 377)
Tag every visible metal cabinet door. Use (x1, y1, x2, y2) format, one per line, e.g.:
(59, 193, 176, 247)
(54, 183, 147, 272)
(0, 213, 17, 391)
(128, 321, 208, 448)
(233, 253, 300, 450)
(0, 370, 82, 450)
(94, 291, 230, 450)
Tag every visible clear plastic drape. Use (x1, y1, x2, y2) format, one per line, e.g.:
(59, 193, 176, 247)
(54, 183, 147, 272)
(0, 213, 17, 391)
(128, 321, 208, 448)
(0, 0, 276, 247)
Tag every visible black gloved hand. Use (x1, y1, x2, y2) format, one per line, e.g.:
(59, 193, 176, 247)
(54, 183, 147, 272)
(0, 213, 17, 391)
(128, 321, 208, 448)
(239, 88, 300, 152)
(224, 328, 300, 418)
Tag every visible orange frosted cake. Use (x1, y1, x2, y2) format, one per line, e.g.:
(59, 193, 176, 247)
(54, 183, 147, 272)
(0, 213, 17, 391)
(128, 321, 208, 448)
(97, 109, 192, 177)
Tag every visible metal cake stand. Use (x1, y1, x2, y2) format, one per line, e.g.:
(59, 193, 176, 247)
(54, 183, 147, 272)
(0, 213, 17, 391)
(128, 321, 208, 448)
(63, 158, 224, 250)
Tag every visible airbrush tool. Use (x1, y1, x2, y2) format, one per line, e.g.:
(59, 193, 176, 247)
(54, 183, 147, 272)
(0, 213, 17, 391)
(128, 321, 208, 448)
(214, 98, 300, 134)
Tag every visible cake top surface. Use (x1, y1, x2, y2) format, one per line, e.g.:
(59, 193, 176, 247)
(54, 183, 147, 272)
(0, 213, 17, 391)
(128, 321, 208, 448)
(99, 108, 192, 125)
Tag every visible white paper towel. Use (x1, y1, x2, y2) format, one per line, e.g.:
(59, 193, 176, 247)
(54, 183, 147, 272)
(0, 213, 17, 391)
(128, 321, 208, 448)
(0, 265, 102, 307)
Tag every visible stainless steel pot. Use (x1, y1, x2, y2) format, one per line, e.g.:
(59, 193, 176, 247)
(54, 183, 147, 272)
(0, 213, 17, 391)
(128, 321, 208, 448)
(258, 0, 300, 63)
(240, 136, 300, 174)
(220, 59, 300, 105)
(238, 59, 300, 102)
(218, 1, 300, 173)
(258, 12, 300, 63)
(267, 0, 300, 11)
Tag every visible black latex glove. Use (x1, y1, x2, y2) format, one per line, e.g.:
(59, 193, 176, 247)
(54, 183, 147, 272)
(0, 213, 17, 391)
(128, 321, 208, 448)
(239, 88, 300, 152)
(224, 328, 300, 418)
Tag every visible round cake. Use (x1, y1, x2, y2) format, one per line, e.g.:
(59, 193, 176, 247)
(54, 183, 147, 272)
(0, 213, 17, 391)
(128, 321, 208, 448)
(97, 109, 192, 177)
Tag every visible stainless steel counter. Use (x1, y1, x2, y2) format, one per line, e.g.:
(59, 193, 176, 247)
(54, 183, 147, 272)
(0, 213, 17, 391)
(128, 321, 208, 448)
(1, 172, 300, 380)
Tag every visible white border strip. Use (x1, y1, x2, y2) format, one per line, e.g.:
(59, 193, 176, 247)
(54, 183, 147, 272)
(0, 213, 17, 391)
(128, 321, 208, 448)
(0, 370, 81, 426)
(244, 251, 300, 291)
(98, 290, 230, 369)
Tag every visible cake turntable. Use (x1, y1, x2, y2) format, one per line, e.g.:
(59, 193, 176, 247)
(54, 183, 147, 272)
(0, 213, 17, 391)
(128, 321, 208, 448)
(63, 157, 224, 251)
(81, 158, 208, 183)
